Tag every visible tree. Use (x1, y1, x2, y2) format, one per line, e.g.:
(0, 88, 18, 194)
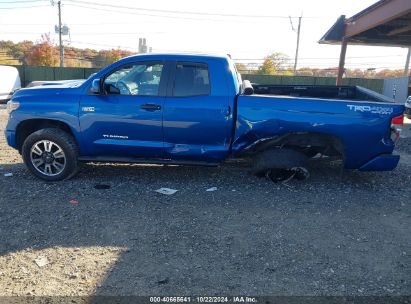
(257, 52, 290, 75)
(235, 63, 248, 73)
(8, 40, 33, 64)
(26, 34, 58, 66)
(106, 49, 124, 64)
(94, 49, 134, 67)
(297, 67, 314, 76)
(375, 69, 403, 78)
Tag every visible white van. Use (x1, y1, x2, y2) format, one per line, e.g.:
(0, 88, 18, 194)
(0, 65, 21, 103)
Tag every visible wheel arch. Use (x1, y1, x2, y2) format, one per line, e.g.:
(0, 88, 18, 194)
(239, 132, 345, 158)
(15, 119, 77, 153)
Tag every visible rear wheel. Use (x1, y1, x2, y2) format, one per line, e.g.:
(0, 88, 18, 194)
(22, 128, 79, 181)
(252, 148, 310, 182)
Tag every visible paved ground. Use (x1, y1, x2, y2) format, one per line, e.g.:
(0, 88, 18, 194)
(0, 108, 410, 296)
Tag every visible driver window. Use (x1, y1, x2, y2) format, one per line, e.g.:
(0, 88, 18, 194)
(103, 62, 163, 96)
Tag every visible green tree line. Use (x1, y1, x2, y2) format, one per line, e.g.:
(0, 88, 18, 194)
(0, 36, 407, 78)
(0, 34, 134, 68)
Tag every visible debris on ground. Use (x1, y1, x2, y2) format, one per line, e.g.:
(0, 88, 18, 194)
(157, 278, 169, 285)
(4, 172, 13, 177)
(206, 187, 218, 192)
(34, 256, 49, 268)
(69, 199, 79, 205)
(155, 188, 178, 195)
(94, 184, 111, 190)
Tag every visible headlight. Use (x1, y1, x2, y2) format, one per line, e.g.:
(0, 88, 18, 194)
(7, 100, 20, 114)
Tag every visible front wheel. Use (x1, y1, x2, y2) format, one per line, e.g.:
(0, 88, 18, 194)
(22, 128, 79, 181)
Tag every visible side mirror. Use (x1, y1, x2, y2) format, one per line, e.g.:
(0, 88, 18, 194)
(90, 79, 101, 94)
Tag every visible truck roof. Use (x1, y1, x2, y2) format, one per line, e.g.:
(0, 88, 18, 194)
(121, 53, 231, 62)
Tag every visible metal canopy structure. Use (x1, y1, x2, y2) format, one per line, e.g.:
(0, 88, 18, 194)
(319, 0, 411, 84)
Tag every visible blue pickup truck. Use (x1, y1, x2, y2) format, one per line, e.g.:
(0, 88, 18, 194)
(5, 54, 405, 181)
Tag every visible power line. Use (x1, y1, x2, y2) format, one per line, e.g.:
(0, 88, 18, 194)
(64, 3, 221, 21)
(63, 3, 268, 22)
(0, 4, 49, 9)
(66, 0, 318, 19)
(64, 3, 320, 23)
(0, 0, 46, 3)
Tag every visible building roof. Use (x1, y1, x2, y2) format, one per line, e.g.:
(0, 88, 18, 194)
(320, 0, 411, 47)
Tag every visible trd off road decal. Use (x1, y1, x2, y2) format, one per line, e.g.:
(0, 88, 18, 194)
(347, 104, 393, 115)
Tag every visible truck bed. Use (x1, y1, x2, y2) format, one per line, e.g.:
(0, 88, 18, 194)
(252, 84, 394, 103)
(232, 91, 403, 170)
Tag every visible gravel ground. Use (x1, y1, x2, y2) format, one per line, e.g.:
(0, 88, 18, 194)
(0, 107, 410, 296)
(396, 137, 411, 154)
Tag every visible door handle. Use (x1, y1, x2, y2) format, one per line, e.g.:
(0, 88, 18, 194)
(140, 103, 161, 111)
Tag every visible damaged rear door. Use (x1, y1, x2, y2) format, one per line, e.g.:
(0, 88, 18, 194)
(163, 59, 232, 162)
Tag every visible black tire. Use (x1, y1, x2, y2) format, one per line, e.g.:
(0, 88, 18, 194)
(251, 148, 308, 176)
(22, 128, 79, 181)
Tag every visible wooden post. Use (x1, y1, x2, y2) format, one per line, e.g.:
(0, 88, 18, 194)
(336, 37, 348, 85)
(404, 47, 411, 76)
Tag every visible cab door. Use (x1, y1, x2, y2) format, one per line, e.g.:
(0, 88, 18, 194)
(162, 60, 232, 162)
(79, 61, 169, 158)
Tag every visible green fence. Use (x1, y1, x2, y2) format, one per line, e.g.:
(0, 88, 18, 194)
(12, 65, 101, 87)
(11, 65, 384, 93)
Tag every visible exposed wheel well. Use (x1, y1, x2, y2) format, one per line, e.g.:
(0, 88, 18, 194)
(243, 132, 345, 158)
(15, 119, 76, 153)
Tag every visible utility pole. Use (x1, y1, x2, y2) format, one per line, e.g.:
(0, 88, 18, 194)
(58, 1, 63, 67)
(290, 15, 302, 75)
(52, 0, 64, 67)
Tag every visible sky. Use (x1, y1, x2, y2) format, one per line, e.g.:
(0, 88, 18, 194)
(0, 0, 409, 70)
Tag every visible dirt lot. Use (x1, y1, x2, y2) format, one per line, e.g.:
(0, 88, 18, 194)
(0, 107, 410, 296)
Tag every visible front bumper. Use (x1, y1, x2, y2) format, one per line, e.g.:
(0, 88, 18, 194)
(359, 154, 400, 171)
(5, 130, 17, 149)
